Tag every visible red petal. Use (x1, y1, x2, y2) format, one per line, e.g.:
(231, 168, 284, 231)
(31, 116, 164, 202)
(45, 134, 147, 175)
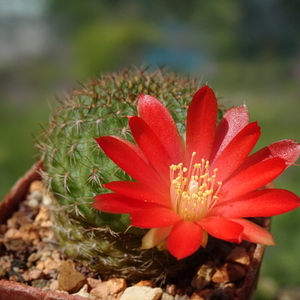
(130, 208, 181, 228)
(95, 136, 167, 194)
(219, 157, 287, 201)
(105, 181, 170, 206)
(137, 94, 185, 164)
(210, 189, 300, 218)
(197, 217, 243, 243)
(129, 116, 172, 184)
(186, 86, 218, 163)
(93, 193, 162, 214)
(230, 218, 275, 245)
(234, 140, 300, 174)
(211, 122, 261, 183)
(167, 220, 203, 259)
(268, 139, 300, 164)
(210, 104, 249, 162)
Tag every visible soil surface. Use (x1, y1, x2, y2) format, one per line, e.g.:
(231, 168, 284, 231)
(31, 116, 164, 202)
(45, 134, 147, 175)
(0, 179, 263, 300)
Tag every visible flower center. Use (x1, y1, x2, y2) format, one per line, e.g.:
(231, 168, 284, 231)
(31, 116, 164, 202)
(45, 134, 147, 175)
(170, 152, 222, 221)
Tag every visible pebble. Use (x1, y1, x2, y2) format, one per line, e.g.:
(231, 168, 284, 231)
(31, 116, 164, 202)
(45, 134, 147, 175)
(4, 228, 22, 240)
(44, 257, 61, 271)
(211, 263, 246, 284)
(36, 261, 45, 270)
(189, 288, 212, 300)
(3, 228, 27, 251)
(28, 269, 44, 280)
(0, 266, 6, 278)
(0, 256, 12, 271)
(28, 191, 43, 207)
(19, 224, 41, 246)
(90, 278, 127, 300)
(42, 193, 52, 206)
(135, 280, 156, 288)
(21, 270, 30, 282)
(34, 205, 52, 227)
(40, 250, 52, 261)
(222, 282, 236, 299)
(51, 250, 61, 261)
(31, 278, 48, 289)
(191, 261, 215, 290)
(29, 180, 44, 193)
(57, 260, 87, 293)
(7, 210, 31, 228)
(119, 286, 163, 300)
(49, 279, 59, 291)
(27, 252, 42, 263)
(166, 284, 176, 296)
(6, 216, 19, 229)
(27, 197, 40, 208)
(162, 293, 174, 300)
(9, 274, 20, 282)
(73, 284, 95, 299)
(174, 294, 189, 300)
(225, 246, 251, 266)
(87, 277, 102, 288)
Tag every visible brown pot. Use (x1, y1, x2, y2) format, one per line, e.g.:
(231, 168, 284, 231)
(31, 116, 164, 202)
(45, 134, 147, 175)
(0, 161, 268, 300)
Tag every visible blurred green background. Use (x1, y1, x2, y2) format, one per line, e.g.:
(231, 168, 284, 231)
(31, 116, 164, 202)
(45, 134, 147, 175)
(0, 1, 300, 299)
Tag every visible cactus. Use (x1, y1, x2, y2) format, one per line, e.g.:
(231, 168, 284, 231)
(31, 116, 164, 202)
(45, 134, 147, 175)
(36, 67, 224, 281)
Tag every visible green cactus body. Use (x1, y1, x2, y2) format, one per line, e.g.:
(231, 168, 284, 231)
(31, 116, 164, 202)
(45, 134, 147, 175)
(36, 68, 224, 281)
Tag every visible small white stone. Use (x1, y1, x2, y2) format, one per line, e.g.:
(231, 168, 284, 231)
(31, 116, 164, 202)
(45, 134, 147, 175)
(73, 284, 95, 299)
(120, 286, 163, 300)
(29, 191, 43, 202)
(28, 198, 40, 208)
(42, 193, 52, 206)
(161, 292, 174, 300)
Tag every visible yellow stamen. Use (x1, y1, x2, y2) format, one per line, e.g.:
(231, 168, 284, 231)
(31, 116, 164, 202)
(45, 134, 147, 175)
(170, 155, 222, 221)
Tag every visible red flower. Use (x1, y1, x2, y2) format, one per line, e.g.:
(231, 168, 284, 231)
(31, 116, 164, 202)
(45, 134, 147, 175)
(93, 85, 300, 260)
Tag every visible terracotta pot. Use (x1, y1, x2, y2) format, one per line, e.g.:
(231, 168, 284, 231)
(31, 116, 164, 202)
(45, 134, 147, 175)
(0, 161, 268, 300)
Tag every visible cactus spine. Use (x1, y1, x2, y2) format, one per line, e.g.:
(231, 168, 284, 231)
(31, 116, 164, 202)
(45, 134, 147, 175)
(36, 67, 224, 281)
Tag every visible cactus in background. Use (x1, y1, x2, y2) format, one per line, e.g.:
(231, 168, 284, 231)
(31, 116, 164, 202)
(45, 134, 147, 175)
(36, 67, 224, 281)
